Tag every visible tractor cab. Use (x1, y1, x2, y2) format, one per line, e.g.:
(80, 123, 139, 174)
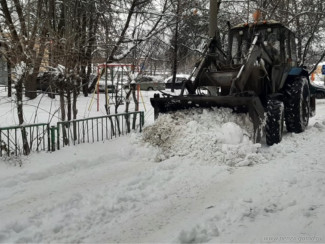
(226, 22, 300, 96)
(229, 21, 297, 68)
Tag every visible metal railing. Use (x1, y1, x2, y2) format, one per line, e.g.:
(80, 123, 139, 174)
(55, 111, 144, 150)
(0, 111, 144, 157)
(0, 123, 50, 157)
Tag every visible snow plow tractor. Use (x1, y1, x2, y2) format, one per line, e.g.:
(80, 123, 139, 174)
(151, 20, 325, 145)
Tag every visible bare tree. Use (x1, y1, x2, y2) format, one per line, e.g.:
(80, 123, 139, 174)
(0, 0, 53, 154)
(0, 0, 49, 100)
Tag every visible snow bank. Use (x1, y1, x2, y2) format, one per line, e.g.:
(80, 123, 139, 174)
(142, 108, 265, 166)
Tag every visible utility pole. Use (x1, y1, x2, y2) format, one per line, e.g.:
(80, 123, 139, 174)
(247, 0, 250, 22)
(209, 0, 222, 38)
(171, 0, 180, 93)
(105, 26, 110, 115)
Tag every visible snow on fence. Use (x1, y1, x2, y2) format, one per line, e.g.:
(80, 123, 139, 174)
(0, 111, 144, 157)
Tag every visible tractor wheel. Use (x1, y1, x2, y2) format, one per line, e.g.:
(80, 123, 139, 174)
(284, 77, 310, 133)
(266, 99, 284, 146)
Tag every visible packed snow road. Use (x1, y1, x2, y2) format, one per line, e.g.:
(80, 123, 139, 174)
(1, 101, 325, 243)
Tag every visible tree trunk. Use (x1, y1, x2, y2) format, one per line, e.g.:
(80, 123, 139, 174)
(59, 90, 68, 145)
(7, 61, 11, 97)
(16, 78, 30, 155)
(132, 86, 139, 112)
(293, 1, 303, 64)
(25, 28, 47, 99)
(73, 88, 78, 141)
(124, 89, 132, 132)
(25, 74, 37, 99)
(67, 90, 72, 121)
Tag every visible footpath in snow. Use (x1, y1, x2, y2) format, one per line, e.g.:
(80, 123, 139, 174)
(1, 101, 325, 243)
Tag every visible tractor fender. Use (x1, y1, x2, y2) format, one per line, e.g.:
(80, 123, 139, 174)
(288, 67, 309, 77)
(283, 67, 309, 87)
(288, 67, 325, 100)
(278, 67, 308, 91)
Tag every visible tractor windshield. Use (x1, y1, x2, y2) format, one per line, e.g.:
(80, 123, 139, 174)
(230, 26, 281, 65)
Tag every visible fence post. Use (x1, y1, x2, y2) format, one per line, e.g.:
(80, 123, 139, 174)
(51, 126, 56, 151)
(47, 124, 51, 151)
(57, 123, 60, 150)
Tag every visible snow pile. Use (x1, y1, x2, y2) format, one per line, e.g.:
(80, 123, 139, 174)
(142, 108, 266, 166)
(178, 220, 220, 243)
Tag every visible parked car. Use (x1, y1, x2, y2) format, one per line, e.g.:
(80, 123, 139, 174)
(97, 78, 116, 93)
(37, 72, 52, 92)
(124, 76, 165, 91)
(36, 72, 59, 95)
(164, 74, 192, 89)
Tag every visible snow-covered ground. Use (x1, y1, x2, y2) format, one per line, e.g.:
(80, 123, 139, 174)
(1, 87, 325, 243)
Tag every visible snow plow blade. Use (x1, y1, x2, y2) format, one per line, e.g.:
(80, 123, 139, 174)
(150, 94, 265, 143)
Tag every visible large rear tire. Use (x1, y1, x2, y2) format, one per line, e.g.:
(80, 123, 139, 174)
(284, 77, 310, 133)
(266, 99, 284, 146)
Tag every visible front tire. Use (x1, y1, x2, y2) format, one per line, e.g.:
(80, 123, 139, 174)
(284, 77, 310, 133)
(266, 99, 284, 146)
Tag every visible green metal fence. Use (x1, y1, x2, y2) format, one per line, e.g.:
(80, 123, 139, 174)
(0, 111, 144, 157)
(55, 111, 144, 150)
(0, 123, 50, 157)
